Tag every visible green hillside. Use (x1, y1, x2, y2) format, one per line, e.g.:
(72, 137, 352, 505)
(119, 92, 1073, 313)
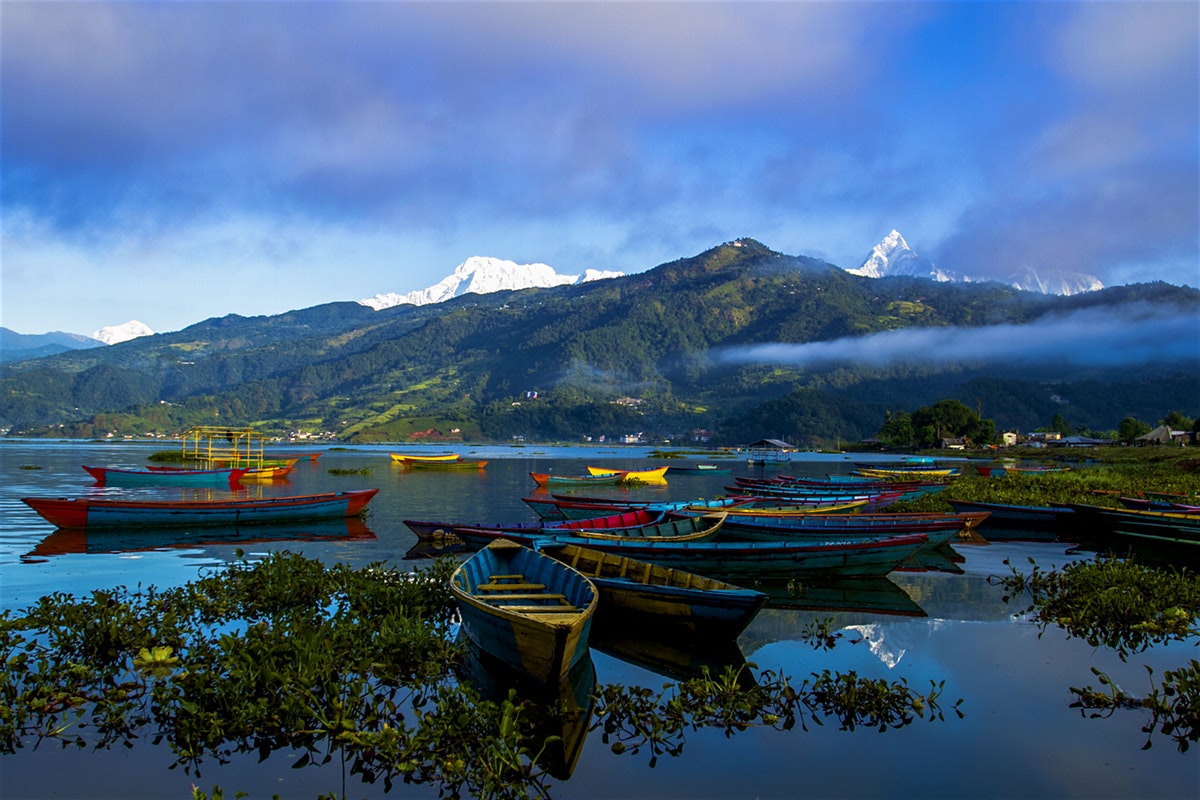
(2, 240, 1196, 445)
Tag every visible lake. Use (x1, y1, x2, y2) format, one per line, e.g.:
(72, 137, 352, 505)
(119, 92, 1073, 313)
(1, 440, 1195, 799)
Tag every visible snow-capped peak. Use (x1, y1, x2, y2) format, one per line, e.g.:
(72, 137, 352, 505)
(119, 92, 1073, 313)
(1007, 266, 1105, 296)
(844, 230, 1103, 295)
(847, 229, 961, 282)
(360, 256, 623, 310)
(93, 320, 154, 345)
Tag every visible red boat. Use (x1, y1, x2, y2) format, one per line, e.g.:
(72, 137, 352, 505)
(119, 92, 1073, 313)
(22, 489, 379, 530)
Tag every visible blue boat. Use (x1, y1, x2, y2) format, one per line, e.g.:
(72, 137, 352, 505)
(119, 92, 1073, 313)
(450, 539, 598, 683)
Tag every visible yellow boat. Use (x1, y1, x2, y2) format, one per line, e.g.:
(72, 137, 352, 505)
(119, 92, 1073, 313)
(391, 453, 461, 464)
(855, 467, 959, 479)
(584, 465, 670, 482)
(239, 464, 296, 481)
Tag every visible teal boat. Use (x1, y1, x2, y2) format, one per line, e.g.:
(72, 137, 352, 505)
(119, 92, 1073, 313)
(82, 465, 247, 487)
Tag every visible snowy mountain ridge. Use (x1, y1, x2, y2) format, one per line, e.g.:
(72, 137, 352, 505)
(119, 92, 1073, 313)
(848, 229, 1103, 295)
(360, 256, 624, 310)
(93, 320, 155, 345)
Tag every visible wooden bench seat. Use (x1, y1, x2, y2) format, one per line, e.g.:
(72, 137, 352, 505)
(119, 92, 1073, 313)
(478, 582, 546, 592)
(481, 592, 568, 602)
(496, 604, 580, 613)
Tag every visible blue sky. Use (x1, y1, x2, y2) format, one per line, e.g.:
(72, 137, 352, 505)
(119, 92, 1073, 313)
(2, 1, 1197, 337)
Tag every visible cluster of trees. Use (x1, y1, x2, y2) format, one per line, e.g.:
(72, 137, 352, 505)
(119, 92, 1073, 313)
(875, 400, 994, 449)
(875, 403, 1197, 450)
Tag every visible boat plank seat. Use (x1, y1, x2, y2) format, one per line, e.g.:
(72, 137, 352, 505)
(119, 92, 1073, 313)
(479, 581, 547, 592)
(498, 605, 579, 613)
(481, 592, 568, 601)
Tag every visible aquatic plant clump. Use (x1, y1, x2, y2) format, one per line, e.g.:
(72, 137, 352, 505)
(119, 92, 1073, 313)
(997, 555, 1200, 752)
(997, 555, 1200, 657)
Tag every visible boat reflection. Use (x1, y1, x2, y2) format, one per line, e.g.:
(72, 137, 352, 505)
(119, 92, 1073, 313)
(895, 542, 966, 575)
(23, 517, 376, 560)
(456, 644, 597, 780)
(404, 534, 471, 561)
(753, 576, 927, 618)
(590, 623, 752, 685)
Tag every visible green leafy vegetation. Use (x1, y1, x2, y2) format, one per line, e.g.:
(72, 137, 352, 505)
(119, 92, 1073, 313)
(996, 556, 1200, 752)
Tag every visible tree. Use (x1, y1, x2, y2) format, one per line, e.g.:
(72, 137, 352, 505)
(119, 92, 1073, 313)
(910, 399, 995, 448)
(1118, 416, 1152, 443)
(877, 410, 915, 449)
(1049, 413, 1073, 437)
(1160, 410, 1195, 431)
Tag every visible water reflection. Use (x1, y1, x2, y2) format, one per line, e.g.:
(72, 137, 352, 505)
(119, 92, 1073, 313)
(590, 625, 751, 685)
(456, 645, 597, 780)
(23, 517, 375, 561)
(753, 577, 927, 617)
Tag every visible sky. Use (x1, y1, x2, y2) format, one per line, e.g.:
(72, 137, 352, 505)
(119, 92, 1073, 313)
(2, 1, 1198, 338)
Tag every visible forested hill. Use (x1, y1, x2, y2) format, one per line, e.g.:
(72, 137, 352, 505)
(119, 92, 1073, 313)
(2, 239, 1196, 445)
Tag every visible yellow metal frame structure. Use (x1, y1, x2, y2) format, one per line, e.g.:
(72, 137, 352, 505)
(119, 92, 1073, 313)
(181, 426, 267, 468)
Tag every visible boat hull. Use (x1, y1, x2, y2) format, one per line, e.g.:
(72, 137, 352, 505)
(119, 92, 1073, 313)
(22, 489, 379, 530)
(539, 542, 768, 640)
(450, 540, 597, 683)
(83, 465, 247, 487)
(465, 532, 928, 580)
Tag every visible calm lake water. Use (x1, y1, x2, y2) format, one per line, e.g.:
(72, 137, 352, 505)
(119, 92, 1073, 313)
(1, 440, 1195, 799)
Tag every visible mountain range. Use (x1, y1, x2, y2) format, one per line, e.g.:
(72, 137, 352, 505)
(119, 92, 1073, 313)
(847, 230, 1105, 295)
(359, 256, 623, 309)
(1, 237, 1194, 445)
(23, 231, 1107, 347)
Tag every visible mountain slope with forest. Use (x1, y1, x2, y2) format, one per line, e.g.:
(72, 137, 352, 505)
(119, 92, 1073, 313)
(2, 239, 1196, 445)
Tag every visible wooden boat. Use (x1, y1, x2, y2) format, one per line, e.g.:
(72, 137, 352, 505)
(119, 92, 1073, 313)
(723, 485, 906, 509)
(692, 498, 873, 515)
(667, 464, 732, 475)
(946, 499, 1075, 540)
(538, 541, 768, 640)
(698, 510, 981, 548)
(404, 508, 669, 542)
(584, 465, 670, 482)
(390, 453, 462, 463)
(448, 511, 729, 550)
(405, 458, 488, 471)
(530, 471, 626, 487)
(238, 464, 295, 481)
(1063, 504, 1200, 549)
(524, 494, 750, 521)
(449, 539, 598, 683)
(82, 465, 247, 487)
(457, 532, 929, 580)
(1116, 496, 1200, 513)
(745, 475, 948, 499)
(21, 489, 379, 530)
(854, 466, 961, 478)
